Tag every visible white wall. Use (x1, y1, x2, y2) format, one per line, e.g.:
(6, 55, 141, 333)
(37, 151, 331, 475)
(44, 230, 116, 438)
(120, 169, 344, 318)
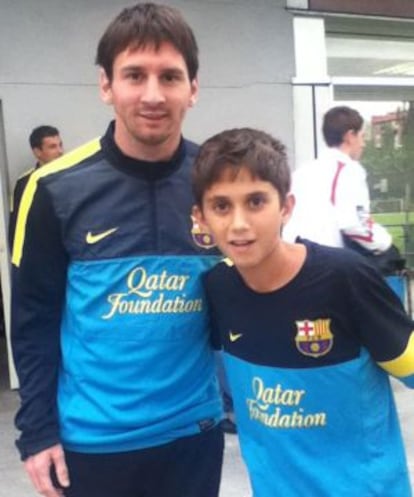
(0, 0, 296, 386)
(0, 0, 295, 186)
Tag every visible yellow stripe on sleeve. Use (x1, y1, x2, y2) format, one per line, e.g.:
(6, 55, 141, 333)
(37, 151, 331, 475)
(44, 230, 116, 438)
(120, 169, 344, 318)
(378, 331, 414, 378)
(12, 138, 101, 267)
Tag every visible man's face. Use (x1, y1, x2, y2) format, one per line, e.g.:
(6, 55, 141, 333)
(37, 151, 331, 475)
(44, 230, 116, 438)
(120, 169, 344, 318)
(348, 129, 365, 161)
(33, 135, 63, 165)
(99, 41, 198, 160)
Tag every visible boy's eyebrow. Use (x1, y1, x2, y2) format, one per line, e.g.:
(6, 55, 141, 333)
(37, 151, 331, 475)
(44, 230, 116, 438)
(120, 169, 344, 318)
(205, 194, 229, 204)
(205, 190, 269, 202)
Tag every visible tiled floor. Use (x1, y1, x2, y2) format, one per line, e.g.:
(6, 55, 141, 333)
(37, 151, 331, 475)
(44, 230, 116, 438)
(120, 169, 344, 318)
(0, 336, 251, 497)
(1, 337, 412, 497)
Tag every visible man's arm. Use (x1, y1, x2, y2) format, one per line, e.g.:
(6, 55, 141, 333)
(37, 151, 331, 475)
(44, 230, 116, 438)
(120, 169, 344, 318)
(9, 174, 31, 250)
(11, 174, 70, 492)
(334, 163, 392, 253)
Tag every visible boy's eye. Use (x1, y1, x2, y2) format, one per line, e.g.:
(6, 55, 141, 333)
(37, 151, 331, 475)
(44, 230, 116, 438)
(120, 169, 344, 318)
(212, 199, 230, 214)
(248, 194, 266, 209)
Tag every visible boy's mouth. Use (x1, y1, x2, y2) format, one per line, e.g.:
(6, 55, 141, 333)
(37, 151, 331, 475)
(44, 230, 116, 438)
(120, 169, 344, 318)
(229, 239, 254, 247)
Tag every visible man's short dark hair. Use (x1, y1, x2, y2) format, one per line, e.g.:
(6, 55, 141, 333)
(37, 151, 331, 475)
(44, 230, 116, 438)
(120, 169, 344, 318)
(29, 125, 60, 150)
(322, 106, 364, 147)
(192, 128, 291, 207)
(95, 2, 199, 82)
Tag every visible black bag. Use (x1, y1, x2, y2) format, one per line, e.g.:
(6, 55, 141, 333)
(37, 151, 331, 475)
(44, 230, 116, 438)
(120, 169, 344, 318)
(342, 236, 406, 276)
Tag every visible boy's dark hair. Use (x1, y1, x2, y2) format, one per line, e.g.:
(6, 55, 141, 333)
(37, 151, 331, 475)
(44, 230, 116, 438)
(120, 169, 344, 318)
(29, 125, 60, 150)
(322, 106, 364, 147)
(95, 2, 199, 82)
(192, 128, 291, 206)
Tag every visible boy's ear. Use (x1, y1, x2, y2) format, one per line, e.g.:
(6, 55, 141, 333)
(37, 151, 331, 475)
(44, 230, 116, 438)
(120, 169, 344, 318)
(191, 205, 209, 231)
(281, 193, 295, 226)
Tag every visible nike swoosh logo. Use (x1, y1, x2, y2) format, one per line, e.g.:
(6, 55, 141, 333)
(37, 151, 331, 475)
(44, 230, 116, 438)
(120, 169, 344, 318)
(229, 331, 243, 342)
(86, 228, 118, 244)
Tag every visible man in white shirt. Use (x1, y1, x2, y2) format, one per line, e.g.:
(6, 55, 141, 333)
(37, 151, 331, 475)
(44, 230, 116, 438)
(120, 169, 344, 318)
(284, 105, 392, 254)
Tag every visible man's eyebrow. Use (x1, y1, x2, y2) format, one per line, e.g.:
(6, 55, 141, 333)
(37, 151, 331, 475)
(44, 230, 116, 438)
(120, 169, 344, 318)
(120, 65, 186, 73)
(120, 64, 144, 72)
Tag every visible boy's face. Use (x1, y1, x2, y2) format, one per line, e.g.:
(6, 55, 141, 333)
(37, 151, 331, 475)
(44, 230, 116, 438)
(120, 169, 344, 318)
(194, 166, 294, 273)
(99, 41, 198, 159)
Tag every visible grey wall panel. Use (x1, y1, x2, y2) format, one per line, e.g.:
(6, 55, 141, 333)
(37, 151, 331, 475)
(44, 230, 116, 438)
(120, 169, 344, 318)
(1, 85, 112, 185)
(186, 84, 294, 158)
(0, 0, 295, 186)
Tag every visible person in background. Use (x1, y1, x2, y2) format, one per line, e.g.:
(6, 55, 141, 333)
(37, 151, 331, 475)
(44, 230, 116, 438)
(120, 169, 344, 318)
(192, 127, 414, 496)
(283, 106, 393, 256)
(11, 4, 223, 497)
(9, 125, 63, 248)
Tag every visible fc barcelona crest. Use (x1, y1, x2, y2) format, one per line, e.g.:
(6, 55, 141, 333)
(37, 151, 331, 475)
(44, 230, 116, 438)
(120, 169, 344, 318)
(191, 216, 216, 249)
(295, 319, 333, 358)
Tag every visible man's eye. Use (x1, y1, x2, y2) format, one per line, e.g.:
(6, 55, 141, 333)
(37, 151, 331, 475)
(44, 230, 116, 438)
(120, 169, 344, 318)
(162, 73, 180, 83)
(126, 72, 142, 81)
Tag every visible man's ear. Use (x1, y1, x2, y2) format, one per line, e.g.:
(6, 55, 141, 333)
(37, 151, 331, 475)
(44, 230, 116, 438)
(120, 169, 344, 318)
(99, 68, 113, 105)
(32, 147, 42, 162)
(188, 78, 199, 108)
(342, 129, 354, 146)
(281, 193, 295, 226)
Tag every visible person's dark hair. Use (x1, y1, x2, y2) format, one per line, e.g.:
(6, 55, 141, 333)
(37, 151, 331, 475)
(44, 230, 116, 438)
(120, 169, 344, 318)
(95, 2, 199, 82)
(29, 125, 60, 150)
(322, 106, 364, 147)
(192, 128, 291, 207)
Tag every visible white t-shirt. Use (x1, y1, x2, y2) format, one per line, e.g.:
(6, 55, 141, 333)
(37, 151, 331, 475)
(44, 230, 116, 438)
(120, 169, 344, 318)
(284, 148, 392, 252)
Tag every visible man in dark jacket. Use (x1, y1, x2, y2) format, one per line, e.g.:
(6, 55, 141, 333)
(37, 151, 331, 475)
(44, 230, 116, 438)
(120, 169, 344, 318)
(11, 4, 223, 497)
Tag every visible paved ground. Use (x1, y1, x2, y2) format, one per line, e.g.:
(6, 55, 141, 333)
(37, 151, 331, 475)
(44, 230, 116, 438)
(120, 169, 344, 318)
(1, 336, 412, 496)
(0, 336, 251, 497)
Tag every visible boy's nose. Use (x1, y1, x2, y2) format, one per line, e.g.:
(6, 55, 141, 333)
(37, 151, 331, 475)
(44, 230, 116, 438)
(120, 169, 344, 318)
(231, 208, 249, 231)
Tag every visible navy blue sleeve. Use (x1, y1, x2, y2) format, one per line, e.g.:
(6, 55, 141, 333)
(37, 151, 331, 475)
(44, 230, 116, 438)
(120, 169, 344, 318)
(11, 180, 68, 459)
(346, 256, 414, 385)
(203, 271, 222, 350)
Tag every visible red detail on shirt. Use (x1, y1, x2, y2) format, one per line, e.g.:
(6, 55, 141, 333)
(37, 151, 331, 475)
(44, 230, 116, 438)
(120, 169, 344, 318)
(347, 217, 374, 242)
(330, 161, 346, 206)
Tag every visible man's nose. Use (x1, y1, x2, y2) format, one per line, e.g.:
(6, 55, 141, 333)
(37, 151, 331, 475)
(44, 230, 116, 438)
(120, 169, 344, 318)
(142, 76, 165, 103)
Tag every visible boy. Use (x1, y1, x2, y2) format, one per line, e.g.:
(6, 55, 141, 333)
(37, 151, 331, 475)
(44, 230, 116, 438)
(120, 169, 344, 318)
(192, 127, 414, 496)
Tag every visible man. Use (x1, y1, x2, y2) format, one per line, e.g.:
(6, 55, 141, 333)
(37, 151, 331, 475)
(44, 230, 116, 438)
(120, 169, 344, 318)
(9, 125, 63, 247)
(284, 106, 392, 256)
(11, 4, 223, 497)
